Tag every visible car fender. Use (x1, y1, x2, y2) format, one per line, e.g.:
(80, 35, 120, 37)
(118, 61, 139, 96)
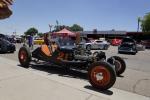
(85, 43, 92, 47)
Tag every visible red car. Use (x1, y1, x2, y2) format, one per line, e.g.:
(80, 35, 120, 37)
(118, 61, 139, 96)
(111, 38, 122, 46)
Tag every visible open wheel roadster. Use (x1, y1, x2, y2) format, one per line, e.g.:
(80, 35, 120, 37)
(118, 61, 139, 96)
(18, 40, 126, 90)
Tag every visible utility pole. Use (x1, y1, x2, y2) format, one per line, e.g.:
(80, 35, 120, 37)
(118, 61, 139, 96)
(49, 24, 53, 32)
(137, 17, 141, 32)
(48, 24, 53, 40)
(56, 20, 59, 31)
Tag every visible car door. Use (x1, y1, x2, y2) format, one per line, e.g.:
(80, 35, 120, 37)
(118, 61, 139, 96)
(92, 41, 98, 49)
(0, 39, 5, 52)
(96, 40, 104, 49)
(0, 39, 2, 51)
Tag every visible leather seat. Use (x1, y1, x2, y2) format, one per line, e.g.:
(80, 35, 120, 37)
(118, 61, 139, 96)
(41, 45, 52, 57)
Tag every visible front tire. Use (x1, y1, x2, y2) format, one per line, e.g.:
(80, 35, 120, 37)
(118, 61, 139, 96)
(18, 46, 31, 68)
(113, 56, 126, 75)
(88, 62, 116, 90)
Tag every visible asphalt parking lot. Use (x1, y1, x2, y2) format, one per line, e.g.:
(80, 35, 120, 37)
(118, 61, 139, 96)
(0, 44, 150, 97)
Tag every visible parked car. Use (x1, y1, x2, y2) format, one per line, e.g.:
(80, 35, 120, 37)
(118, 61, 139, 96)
(0, 34, 10, 41)
(141, 40, 150, 49)
(14, 36, 22, 43)
(0, 34, 16, 43)
(33, 38, 44, 45)
(0, 38, 16, 53)
(111, 38, 122, 46)
(0, 34, 6, 39)
(118, 37, 137, 55)
(84, 39, 110, 50)
(136, 43, 145, 51)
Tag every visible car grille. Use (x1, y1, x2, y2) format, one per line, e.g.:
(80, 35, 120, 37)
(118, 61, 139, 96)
(120, 47, 131, 51)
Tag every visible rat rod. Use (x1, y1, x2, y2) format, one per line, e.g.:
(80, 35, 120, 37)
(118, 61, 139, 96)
(18, 40, 126, 90)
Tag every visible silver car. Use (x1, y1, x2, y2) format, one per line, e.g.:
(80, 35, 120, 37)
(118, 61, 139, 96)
(84, 40, 110, 50)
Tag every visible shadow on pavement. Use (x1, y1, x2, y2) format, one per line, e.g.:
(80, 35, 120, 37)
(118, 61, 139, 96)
(84, 85, 113, 95)
(0, 52, 14, 54)
(31, 64, 88, 80)
(117, 75, 124, 77)
(18, 64, 114, 95)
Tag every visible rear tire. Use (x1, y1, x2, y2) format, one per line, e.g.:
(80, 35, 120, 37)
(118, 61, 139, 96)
(113, 56, 126, 75)
(104, 45, 108, 50)
(118, 51, 122, 54)
(88, 62, 116, 90)
(86, 45, 91, 50)
(18, 46, 31, 68)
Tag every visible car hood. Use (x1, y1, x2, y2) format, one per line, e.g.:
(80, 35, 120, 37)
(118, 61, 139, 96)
(60, 45, 76, 50)
(2, 39, 14, 45)
(121, 42, 135, 45)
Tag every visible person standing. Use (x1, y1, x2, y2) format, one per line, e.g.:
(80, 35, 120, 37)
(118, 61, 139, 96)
(28, 35, 33, 49)
(44, 33, 50, 45)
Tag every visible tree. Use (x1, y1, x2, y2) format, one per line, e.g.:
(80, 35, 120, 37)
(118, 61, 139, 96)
(52, 24, 84, 32)
(141, 13, 150, 32)
(37, 32, 43, 37)
(53, 25, 70, 32)
(24, 27, 38, 36)
(70, 24, 83, 32)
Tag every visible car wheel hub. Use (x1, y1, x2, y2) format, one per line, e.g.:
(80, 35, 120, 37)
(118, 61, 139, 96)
(91, 66, 110, 86)
(95, 72, 103, 80)
(115, 60, 121, 71)
(20, 51, 27, 62)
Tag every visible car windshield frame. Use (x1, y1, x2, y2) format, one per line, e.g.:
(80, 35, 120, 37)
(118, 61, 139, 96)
(95, 40, 103, 43)
(52, 37, 76, 47)
(122, 38, 135, 43)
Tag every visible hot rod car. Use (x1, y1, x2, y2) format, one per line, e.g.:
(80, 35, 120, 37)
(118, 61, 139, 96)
(18, 40, 126, 90)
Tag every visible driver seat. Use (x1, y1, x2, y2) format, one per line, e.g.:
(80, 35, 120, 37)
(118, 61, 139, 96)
(41, 45, 52, 57)
(41, 44, 58, 57)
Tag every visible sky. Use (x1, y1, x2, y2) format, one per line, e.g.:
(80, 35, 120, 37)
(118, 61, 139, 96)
(0, 0, 150, 35)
